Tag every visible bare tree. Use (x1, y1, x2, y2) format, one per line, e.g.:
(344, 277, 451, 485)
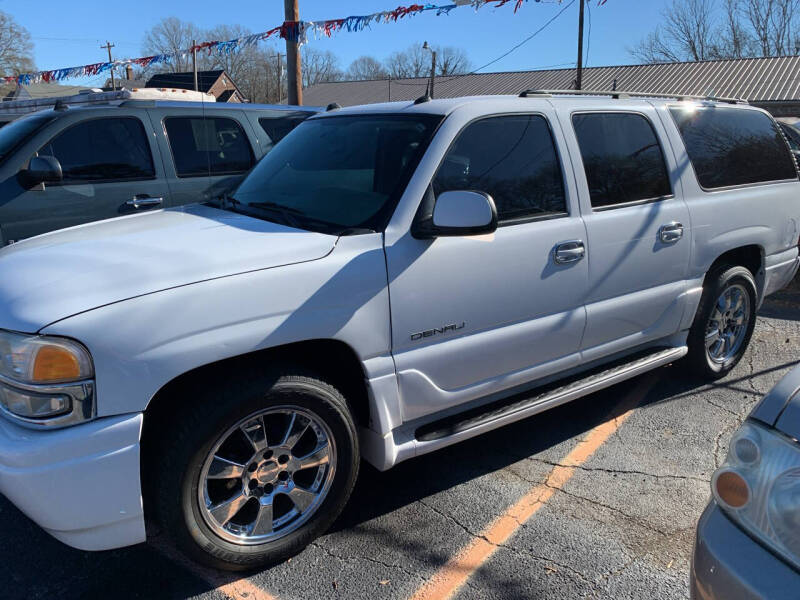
(386, 44, 472, 78)
(386, 45, 429, 78)
(301, 48, 342, 88)
(234, 48, 285, 104)
(631, 0, 717, 62)
(715, 0, 754, 57)
(347, 56, 388, 80)
(436, 46, 472, 76)
(142, 17, 206, 73)
(0, 11, 35, 77)
(633, 0, 800, 62)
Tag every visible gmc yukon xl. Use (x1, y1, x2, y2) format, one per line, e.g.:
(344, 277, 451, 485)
(0, 92, 798, 570)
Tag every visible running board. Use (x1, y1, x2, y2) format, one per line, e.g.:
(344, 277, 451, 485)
(414, 346, 687, 444)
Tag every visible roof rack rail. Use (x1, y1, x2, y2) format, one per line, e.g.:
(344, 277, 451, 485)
(518, 88, 748, 104)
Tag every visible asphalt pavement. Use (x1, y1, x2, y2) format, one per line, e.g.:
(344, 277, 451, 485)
(2, 278, 799, 600)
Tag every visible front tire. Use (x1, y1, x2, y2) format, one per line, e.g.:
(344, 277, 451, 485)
(686, 265, 757, 380)
(153, 368, 359, 570)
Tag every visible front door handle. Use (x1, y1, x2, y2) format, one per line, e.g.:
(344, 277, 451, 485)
(554, 240, 586, 264)
(127, 195, 163, 210)
(659, 222, 684, 243)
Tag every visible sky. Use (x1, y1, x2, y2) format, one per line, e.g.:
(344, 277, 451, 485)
(1, 0, 666, 87)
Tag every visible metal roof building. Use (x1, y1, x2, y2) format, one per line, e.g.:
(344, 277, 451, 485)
(303, 56, 800, 116)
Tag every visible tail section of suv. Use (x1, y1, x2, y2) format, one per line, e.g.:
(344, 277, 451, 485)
(0, 100, 319, 245)
(0, 92, 797, 569)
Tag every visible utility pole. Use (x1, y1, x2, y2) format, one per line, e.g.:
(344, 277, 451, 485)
(192, 39, 198, 91)
(576, 0, 585, 90)
(102, 41, 116, 90)
(423, 41, 437, 98)
(277, 53, 284, 104)
(284, 0, 302, 105)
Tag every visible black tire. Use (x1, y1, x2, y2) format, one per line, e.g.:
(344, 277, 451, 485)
(152, 366, 359, 571)
(686, 264, 758, 380)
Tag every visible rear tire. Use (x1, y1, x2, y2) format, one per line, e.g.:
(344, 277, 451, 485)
(152, 367, 359, 571)
(686, 265, 757, 380)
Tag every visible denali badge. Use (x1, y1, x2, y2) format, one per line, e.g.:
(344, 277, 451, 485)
(411, 323, 465, 341)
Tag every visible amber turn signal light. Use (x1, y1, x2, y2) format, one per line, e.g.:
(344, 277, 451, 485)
(715, 470, 750, 509)
(32, 346, 82, 382)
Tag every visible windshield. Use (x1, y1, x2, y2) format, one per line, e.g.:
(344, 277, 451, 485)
(231, 113, 442, 233)
(0, 111, 57, 163)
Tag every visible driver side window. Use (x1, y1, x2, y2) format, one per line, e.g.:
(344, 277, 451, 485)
(433, 114, 567, 224)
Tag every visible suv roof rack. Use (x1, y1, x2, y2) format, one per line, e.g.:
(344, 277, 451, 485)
(518, 88, 748, 105)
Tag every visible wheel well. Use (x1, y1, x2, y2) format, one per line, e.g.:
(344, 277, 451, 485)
(139, 339, 371, 519)
(708, 245, 763, 282)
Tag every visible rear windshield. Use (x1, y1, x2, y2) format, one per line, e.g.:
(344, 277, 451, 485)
(233, 114, 442, 232)
(670, 106, 798, 190)
(0, 111, 57, 163)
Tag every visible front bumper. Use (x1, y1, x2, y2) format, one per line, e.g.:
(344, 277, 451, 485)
(0, 412, 145, 551)
(691, 501, 800, 600)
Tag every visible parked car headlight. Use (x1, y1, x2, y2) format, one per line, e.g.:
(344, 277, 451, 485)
(0, 329, 94, 427)
(713, 419, 800, 570)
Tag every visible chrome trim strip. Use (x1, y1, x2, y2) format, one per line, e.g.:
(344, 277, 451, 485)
(0, 374, 95, 429)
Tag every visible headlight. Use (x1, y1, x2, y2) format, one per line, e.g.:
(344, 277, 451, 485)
(0, 329, 93, 383)
(0, 329, 94, 428)
(713, 419, 800, 570)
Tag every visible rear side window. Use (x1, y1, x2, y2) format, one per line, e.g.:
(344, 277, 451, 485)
(572, 112, 672, 209)
(433, 114, 566, 222)
(165, 117, 254, 177)
(258, 113, 310, 147)
(670, 106, 798, 189)
(39, 117, 154, 182)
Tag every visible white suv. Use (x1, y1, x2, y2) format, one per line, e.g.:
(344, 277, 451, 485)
(0, 92, 798, 569)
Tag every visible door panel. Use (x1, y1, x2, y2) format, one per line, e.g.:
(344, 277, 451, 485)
(2, 115, 169, 242)
(562, 107, 691, 352)
(385, 111, 589, 423)
(148, 109, 260, 208)
(388, 218, 589, 422)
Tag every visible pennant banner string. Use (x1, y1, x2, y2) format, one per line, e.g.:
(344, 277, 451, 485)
(4, 0, 606, 85)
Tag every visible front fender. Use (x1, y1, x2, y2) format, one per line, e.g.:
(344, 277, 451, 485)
(41, 235, 392, 418)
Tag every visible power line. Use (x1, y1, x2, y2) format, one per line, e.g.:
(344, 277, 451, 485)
(391, 0, 577, 87)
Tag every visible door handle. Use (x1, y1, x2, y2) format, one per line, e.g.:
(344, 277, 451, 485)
(126, 195, 163, 210)
(554, 240, 586, 264)
(659, 222, 684, 243)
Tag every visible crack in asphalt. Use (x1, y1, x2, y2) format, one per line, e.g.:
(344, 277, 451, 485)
(416, 498, 493, 544)
(309, 541, 428, 584)
(524, 457, 708, 484)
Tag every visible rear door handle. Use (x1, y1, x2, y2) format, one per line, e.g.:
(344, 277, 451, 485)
(554, 240, 586, 264)
(126, 195, 163, 210)
(659, 222, 684, 243)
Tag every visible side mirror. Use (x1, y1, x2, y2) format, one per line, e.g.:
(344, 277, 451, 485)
(23, 156, 63, 186)
(417, 190, 497, 238)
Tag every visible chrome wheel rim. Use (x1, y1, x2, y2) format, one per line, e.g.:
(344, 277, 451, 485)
(198, 406, 336, 546)
(705, 284, 750, 364)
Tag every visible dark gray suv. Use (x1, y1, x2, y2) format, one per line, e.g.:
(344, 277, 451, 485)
(692, 365, 800, 599)
(0, 100, 318, 245)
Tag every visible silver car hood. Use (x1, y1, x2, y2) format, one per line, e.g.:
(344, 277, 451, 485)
(0, 204, 336, 332)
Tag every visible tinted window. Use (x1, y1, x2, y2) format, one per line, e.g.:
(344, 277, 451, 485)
(165, 117, 254, 177)
(39, 117, 154, 182)
(233, 114, 441, 232)
(433, 115, 566, 222)
(670, 106, 797, 189)
(573, 113, 671, 208)
(259, 113, 310, 147)
(0, 112, 56, 163)
(779, 122, 800, 153)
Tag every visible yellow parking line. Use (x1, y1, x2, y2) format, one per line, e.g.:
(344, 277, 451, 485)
(409, 373, 658, 600)
(150, 536, 278, 600)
